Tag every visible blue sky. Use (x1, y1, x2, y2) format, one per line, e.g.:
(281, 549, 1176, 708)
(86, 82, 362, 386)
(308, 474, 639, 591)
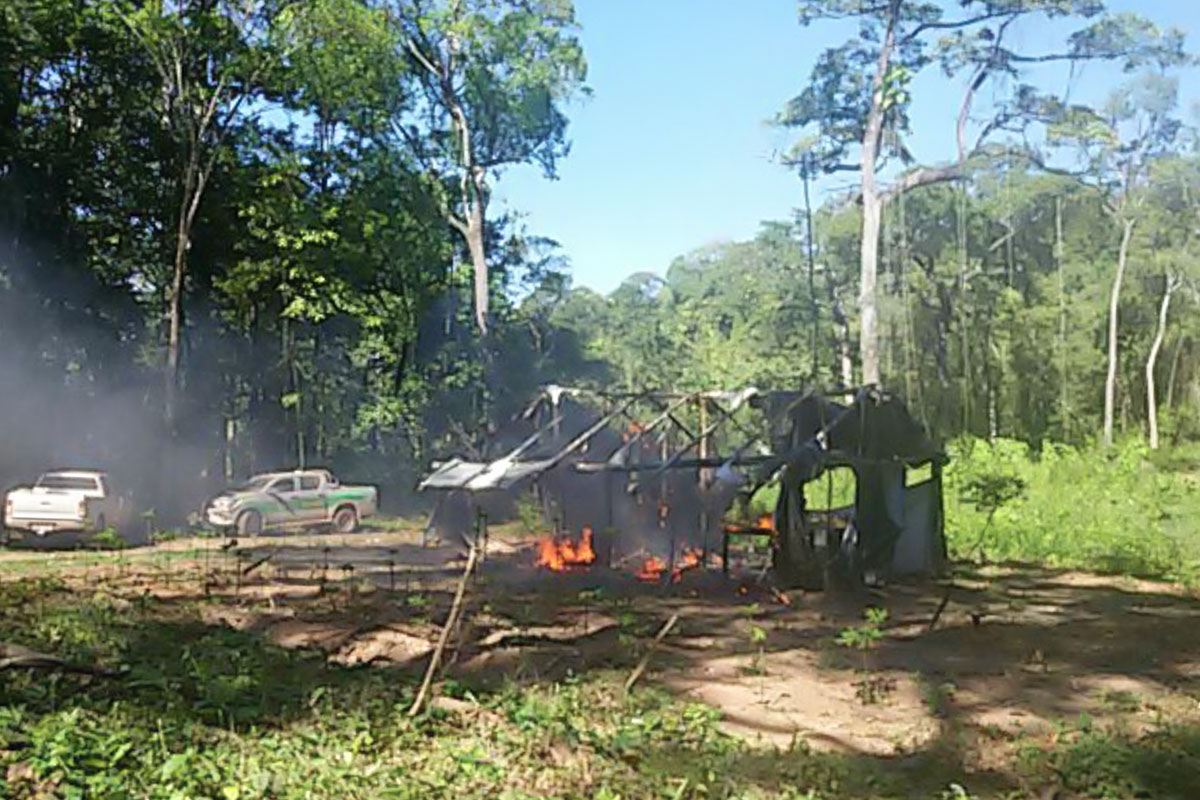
(492, 0, 1200, 296)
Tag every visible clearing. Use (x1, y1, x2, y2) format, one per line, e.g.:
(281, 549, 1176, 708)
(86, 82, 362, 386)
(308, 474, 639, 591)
(2, 524, 1199, 799)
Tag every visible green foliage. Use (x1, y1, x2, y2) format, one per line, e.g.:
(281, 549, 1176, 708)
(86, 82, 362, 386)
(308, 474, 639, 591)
(743, 623, 769, 677)
(803, 467, 857, 510)
(2, 580, 1200, 797)
(515, 492, 548, 536)
(835, 607, 887, 656)
(1014, 718, 1200, 800)
(836, 607, 890, 703)
(0, 0, 596, 513)
(945, 437, 1200, 582)
(85, 529, 128, 551)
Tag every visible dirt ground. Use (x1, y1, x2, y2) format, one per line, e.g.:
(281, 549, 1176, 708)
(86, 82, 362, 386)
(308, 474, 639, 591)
(4, 522, 1199, 767)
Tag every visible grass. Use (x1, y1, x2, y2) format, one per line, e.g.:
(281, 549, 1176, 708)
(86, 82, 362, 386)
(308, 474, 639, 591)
(6, 442, 1200, 796)
(746, 435, 1200, 586)
(3, 577, 1200, 799)
(944, 437, 1200, 584)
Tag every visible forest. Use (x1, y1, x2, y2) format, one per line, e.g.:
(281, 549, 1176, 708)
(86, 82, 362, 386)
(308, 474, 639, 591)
(2, 0, 1198, 516)
(4, 1, 1200, 798)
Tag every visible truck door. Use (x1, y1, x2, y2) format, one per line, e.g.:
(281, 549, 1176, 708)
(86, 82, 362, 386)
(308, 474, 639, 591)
(294, 473, 328, 522)
(263, 476, 299, 526)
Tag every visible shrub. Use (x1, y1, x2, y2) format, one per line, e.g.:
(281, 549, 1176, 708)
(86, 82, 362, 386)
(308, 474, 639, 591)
(944, 437, 1200, 582)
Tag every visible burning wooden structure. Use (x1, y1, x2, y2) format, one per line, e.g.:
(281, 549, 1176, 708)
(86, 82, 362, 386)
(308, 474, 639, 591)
(418, 385, 945, 589)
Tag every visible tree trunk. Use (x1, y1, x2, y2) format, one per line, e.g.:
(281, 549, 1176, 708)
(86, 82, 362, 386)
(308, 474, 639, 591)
(830, 289, 854, 391)
(164, 155, 200, 427)
(856, 0, 899, 387)
(803, 156, 819, 380)
(860, 191, 882, 386)
(958, 190, 972, 435)
(1166, 335, 1185, 412)
(1055, 196, 1068, 436)
(1146, 272, 1176, 450)
(1103, 217, 1136, 448)
(165, 220, 187, 426)
(464, 197, 488, 334)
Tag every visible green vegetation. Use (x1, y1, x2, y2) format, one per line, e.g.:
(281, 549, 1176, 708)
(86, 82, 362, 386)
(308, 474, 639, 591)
(835, 607, 887, 666)
(945, 437, 1200, 583)
(3, 578, 1199, 799)
(836, 607, 893, 705)
(0, 0, 589, 511)
(743, 436, 1200, 587)
(4, 1, 1200, 797)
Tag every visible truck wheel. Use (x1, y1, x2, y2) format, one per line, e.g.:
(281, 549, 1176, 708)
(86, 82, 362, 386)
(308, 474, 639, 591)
(237, 510, 263, 536)
(332, 506, 358, 534)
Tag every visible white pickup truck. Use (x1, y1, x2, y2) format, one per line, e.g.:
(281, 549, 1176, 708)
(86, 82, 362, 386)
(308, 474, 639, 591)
(204, 469, 378, 535)
(3, 470, 131, 540)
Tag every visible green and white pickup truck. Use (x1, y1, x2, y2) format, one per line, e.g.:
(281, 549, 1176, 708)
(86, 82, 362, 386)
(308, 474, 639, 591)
(204, 469, 377, 535)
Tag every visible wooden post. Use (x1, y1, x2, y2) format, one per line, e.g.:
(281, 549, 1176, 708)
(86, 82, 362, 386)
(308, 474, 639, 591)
(409, 543, 480, 717)
(473, 507, 488, 563)
(932, 459, 947, 568)
(722, 528, 730, 577)
(698, 396, 710, 567)
(604, 470, 615, 568)
(661, 434, 673, 586)
(624, 613, 680, 692)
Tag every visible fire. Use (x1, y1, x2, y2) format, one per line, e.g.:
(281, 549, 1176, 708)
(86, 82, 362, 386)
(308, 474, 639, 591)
(634, 555, 667, 581)
(536, 526, 596, 571)
(634, 548, 704, 583)
(677, 547, 702, 574)
(757, 513, 774, 531)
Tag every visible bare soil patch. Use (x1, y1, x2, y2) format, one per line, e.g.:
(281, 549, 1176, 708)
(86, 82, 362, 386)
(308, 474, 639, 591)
(5, 526, 1199, 775)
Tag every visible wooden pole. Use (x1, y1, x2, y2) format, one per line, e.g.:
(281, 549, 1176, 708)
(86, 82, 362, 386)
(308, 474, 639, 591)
(698, 397, 710, 567)
(624, 613, 680, 692)
(409, 542, 480, 717)
(661, 435, 673, 586)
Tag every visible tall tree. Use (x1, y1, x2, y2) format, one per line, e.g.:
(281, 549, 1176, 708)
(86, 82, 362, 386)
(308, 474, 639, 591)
(779, 0, 1183, 387)
(390, 0, 588, 335)
(1043, 72, 1185, 445)
(119, 0, 271, 426)
(1144, 155, 1200, 449)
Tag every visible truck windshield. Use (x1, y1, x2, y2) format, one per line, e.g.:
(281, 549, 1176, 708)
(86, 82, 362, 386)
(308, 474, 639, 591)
(236, 476, 273, 491)
(37, 475, 99, 491)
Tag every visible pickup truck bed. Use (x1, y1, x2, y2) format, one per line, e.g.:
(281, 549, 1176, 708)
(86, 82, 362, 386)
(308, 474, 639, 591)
(4, 471, 126, 538)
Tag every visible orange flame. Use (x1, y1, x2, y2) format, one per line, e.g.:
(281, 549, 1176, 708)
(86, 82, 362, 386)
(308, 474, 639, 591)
(634, 556, 667, 581)
(634, 547, 704, 583)
(757, 514, 774, 531)
(675, 547, 702, 577)
(536, 526, 596, 572)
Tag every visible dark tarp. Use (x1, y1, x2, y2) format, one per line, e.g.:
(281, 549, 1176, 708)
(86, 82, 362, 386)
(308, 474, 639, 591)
(754, 389, 945, 585)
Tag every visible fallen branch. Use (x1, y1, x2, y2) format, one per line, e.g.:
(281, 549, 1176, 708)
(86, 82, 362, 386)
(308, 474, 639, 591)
(0, 642, 121, 677)
(241, 552, 275, 576)
(409, 542, 480, 717)
(624, 613, 680, 693)
(928, 588, 952, 632)
(477, 617, 618, 648)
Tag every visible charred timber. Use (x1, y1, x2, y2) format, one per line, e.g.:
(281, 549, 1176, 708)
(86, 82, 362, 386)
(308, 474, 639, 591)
(572, 453, 942, 473)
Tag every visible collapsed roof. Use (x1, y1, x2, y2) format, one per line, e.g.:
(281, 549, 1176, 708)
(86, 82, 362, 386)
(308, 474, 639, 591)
(418, 384, 946, 587)
(419, 385, 943, 493)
